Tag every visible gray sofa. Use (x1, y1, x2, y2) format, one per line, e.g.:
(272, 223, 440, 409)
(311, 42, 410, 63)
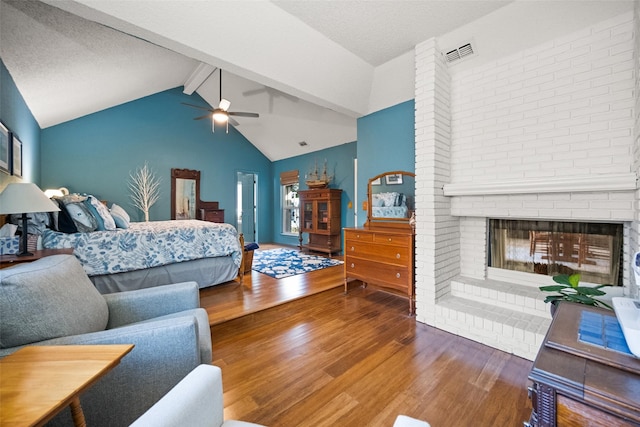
(0, 254, 212, 426)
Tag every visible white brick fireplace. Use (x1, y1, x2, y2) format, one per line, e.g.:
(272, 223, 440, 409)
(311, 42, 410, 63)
(414, 10, 640, 361)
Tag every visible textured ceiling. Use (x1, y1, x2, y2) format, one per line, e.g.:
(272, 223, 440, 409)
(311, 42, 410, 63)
(272, 0, 512, 66)
(8, 0, 618, 161)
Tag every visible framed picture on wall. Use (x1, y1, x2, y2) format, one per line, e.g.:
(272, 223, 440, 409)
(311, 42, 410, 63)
(11, 134, 22, 178)
(385, 173, 403, 185)
(0, 122, 9, 174)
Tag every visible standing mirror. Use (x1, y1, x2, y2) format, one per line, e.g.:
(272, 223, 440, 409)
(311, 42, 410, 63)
(367, 170, 415, 228)
(171, 168, 200, 220)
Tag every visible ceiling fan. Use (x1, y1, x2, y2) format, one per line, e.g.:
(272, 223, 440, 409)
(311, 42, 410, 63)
(182, 69, 259, 133)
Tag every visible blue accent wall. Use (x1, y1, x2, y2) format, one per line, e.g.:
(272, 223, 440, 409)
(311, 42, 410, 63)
(272, 142, 357, 247)
(0, 59, 41, 186)
(356, 100, 415, 226)
(41, 88, 274, 238)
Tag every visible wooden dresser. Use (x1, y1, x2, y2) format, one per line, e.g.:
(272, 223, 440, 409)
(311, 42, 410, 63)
(343, 226, 415, 314)
(198, 201, 224, 223)
(299, 188, 342, 255)
(527, 302, 640, 427)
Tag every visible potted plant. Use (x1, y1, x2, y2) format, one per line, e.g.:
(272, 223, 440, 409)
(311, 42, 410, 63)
(539, 273, 612, 315)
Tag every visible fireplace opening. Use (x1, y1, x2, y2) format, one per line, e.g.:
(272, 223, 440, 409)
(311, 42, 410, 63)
(489, 219, 623, 286)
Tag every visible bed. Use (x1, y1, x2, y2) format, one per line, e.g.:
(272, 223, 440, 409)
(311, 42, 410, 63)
(371, 191, 409, 218)
(41, 219, 242, 294)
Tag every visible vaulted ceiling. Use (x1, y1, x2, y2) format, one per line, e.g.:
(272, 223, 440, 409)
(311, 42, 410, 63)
(1, 0, 631, 160)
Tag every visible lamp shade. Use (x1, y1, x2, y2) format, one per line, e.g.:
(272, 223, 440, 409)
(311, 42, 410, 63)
(0, 183, 61, 215)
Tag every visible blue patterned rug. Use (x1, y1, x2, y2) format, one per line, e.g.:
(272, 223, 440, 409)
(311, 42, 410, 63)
(252, 248, 343, 279)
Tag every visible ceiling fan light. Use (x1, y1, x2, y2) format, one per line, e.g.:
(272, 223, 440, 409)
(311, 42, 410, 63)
(212, 109, 228, 124)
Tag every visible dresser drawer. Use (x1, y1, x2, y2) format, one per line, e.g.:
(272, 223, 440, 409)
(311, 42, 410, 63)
(373, 233, 410, 246)
(344, 229, 373, 242)
(345, 257, 410, 291)
(345, 241, 411, 265)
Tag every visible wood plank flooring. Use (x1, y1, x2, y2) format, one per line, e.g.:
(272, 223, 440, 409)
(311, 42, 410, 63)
(200, 245, 345, 325)
(203, 254, 534, 427)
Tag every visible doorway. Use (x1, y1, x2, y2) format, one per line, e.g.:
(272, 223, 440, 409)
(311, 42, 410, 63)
(236, 171, 257, 243)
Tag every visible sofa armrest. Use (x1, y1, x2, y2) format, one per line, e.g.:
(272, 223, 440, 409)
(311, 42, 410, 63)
(38, 316, 203, 426)
(103, 281, 200, 328)
(130, 364, 225, 427)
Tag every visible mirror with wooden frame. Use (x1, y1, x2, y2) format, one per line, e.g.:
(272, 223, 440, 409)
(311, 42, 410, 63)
(171, 168, 200, 220)
(366, 170, 415, 229)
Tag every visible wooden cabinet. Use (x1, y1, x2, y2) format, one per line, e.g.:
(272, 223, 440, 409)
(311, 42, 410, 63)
(527, 303, 640, 427)
(298, 189, 342, 255)
(198, 201, 224, 223)
(343, 227, 415, 314)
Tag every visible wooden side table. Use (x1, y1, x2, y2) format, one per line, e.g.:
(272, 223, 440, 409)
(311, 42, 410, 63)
(0, 344, 134, 427)
(527, 303, 640, 426)
(0, 248, 74, 269)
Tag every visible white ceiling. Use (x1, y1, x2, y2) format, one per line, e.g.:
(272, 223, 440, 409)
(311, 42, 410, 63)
(1, 0, 631, 161)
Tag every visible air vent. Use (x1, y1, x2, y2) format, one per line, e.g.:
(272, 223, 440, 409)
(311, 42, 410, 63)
(444, 42, 475, 64)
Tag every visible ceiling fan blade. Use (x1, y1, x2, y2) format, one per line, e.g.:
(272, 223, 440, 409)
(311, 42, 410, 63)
(218, 98, 231, 111)
(229, 117, 240, 127)
(182, 102, 213, 112)
(194, 113, 211, 120)
(242, 88, 267, 97)
(229, 112, 259, 118)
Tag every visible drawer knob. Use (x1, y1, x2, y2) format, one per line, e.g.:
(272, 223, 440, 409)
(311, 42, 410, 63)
(350, 263, 355, 268)
(396, 273, 401, 279)
(388, 238, 392, 242)
(351, 246, 355, 251)
(396, 253, 400, 259)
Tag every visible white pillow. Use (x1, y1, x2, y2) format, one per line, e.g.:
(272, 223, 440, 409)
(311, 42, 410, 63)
(110, 203, 130, 229)
(88, 196, 116, 231)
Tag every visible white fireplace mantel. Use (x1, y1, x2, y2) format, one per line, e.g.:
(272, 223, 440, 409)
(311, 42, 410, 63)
(443, 173, 637, 197)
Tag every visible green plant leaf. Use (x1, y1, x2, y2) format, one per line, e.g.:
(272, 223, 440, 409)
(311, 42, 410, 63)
(540, 285, 569, 292)
(568, 273, 581, 288)
(574, 287, 606, 296)
(552, 274, 571, 286)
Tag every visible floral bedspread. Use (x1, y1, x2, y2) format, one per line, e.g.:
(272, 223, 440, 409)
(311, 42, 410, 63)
(41, 220, 242, 276)
(372, 206, 408, 218)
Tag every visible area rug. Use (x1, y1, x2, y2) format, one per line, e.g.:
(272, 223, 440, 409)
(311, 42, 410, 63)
(252, 248, 343, 279)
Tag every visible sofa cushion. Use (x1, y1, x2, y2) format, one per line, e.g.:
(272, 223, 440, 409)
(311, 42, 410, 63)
(0, 254, 109, 348)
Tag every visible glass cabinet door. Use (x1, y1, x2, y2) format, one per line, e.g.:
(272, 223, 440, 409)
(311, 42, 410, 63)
(317, 201, 328, 231)
(303, 201, 314, 231)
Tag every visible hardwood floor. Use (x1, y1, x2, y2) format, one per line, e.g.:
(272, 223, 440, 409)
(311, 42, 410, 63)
(200, 245, 345, 325)
(203, 255, 534, 427)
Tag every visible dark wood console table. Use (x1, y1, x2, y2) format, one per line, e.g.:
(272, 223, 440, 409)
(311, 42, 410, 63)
(527, 302, 640, 426)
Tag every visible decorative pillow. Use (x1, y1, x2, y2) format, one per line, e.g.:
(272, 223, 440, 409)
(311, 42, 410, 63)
(84, 196, 116, 231)
(50, 198, 78, 233)
(371, 195, 384, 207)
(110, 203, 130, 229)
(65, 202, 98, 232)
(377, 192, 398, 207)
(0, 254, 109, 348)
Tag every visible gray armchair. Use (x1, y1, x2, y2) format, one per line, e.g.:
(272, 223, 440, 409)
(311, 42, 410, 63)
(0, 254, 212, 426)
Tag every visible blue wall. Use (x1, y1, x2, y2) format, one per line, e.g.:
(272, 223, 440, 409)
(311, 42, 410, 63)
(41, 88, 274, 238)
(356, 100, 415, 226)
(0, 59, 41, 186)
(272, 142, 357, 247)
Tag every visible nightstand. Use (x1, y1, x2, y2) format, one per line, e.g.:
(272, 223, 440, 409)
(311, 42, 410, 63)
(0, 248, 74, 269)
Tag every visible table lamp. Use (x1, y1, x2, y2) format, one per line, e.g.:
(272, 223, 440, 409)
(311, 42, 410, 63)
(0, 183, 60, 256)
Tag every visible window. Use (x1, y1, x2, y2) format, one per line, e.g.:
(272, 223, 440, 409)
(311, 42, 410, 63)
(280, 170, 299, 236)
(282, 183, 299, 235)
